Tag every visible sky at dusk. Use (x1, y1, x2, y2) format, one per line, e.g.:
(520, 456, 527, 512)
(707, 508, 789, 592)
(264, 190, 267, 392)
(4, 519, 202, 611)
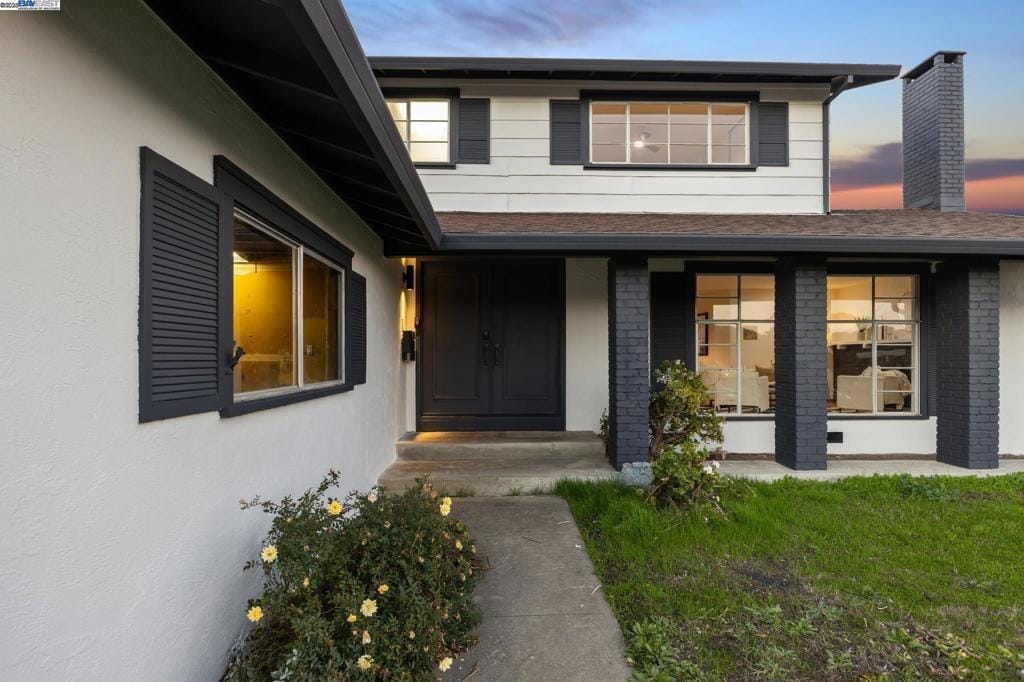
(346, 0, 1024, 214)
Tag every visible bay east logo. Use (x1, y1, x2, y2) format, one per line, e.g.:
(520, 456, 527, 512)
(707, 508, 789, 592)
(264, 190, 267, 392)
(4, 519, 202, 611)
(0, 0, 61, 9)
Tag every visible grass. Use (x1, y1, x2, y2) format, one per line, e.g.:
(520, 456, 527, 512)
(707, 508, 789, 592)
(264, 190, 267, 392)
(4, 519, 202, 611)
(555, 474, 1024, 680)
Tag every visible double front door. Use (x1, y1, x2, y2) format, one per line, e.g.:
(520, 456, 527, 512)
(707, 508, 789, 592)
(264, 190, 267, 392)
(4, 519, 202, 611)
(419, 259, 564, 430)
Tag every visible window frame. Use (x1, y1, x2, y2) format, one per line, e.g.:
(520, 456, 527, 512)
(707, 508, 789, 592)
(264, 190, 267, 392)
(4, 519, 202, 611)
(231, 209, 347, 402)
(382, 88, 459, 168)
(581, 91, 760, 171)
(214, 156, 356, 418)
(694, 273, 776, 418)
(825, 273, 921, 418)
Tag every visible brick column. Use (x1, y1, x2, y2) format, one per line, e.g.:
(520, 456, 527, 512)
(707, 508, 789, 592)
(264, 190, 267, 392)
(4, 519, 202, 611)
(774, 259, 827, 470)
(934, 259, 1000, 468)
(607, 257, 649, 469)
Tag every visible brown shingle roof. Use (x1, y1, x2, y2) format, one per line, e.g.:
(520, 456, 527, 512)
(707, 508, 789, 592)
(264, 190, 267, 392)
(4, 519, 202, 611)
(437, 209, 1024, 241)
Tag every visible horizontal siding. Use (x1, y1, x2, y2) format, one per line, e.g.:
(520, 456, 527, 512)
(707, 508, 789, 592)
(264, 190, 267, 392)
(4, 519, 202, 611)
(404, 85, 826, 215)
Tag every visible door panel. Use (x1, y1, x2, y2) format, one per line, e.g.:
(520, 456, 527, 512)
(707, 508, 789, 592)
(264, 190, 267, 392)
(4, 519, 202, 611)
(419, 259, 564, 430)
(420, 262, 490, 415)
(491, 261, 561, 415)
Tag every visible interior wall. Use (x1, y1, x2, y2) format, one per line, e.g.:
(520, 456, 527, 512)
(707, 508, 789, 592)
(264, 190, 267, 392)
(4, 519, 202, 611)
(1000, 260, 1024, 455)
(0, 3, 406, 680)
(565, 258, 609, 431)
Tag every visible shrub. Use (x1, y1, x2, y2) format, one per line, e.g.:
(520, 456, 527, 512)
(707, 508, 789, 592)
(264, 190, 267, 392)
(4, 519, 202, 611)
(224, 471, 479, 681)
(648, 361, 723, 457)
(647, 361, 727, 511)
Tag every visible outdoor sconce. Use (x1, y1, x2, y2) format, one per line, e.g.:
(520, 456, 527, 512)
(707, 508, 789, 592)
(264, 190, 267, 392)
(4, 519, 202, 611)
(402, 263, 415, 290)
(401, 330, 416, 362)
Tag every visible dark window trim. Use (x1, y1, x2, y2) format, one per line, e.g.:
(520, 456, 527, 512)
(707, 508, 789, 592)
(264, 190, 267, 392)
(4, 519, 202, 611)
(381, 88, 460, 168)
(581, 91, 760, 171)
(213, 156, 357, 418)
(822, 265, 931, 418)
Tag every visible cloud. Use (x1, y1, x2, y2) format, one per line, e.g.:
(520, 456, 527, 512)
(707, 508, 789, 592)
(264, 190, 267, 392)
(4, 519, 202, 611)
(346, 0, 686, 54)
(832, 142, 1024, 190)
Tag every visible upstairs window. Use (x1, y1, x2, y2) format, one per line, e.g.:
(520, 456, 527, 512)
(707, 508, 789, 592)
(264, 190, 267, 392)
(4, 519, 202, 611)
(590, 101, 748, 166)
(386, 99, 450, 164)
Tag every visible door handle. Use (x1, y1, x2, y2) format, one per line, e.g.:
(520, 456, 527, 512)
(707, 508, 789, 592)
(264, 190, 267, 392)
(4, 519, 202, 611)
(494, 343, 503, 366)
(482, 342, 491, 366)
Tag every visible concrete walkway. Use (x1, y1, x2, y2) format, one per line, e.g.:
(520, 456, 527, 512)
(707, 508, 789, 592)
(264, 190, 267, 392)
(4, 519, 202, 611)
(720, 457, 1024, 481)
(443, 496, 631, 682)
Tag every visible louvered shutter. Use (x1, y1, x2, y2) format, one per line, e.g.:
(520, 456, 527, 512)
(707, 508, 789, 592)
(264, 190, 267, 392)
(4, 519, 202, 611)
(347, 271, 367, 385)
(758, 102, 789, 166)
(549, 100, 583, 165)
(650, 273, 690, 385)
(139, 147, 232, 422)
(456, 98, 490, 164)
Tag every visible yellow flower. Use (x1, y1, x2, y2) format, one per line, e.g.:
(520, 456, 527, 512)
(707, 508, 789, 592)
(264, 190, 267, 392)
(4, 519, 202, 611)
(455, 540, 463, 550)
(246, 606, 263, 622)
(260, 545, 278, 563)
(326, 499, 343, 516)
(439, 656, 453, 672)
(439, 496, 452, 517)
(377, 583, 389, 594)
(347, 613, 358, 623)
(357, 654, 373, 671)
(384, 521, 391, 529)
(408, 630, 416, 639)
(361, 630, 372, 644)
(302, 577, 310, 588)
(360, 599, 378, 617)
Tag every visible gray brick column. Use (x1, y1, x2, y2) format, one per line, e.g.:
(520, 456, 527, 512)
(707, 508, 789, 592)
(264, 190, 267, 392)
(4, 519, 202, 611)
(774, 259, 827, 470)
(607, 257, 649, 469)
(934, 259, 1000, 468)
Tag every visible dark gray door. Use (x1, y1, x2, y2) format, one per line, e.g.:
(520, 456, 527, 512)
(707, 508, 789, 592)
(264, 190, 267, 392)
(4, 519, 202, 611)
(419, 259, 564, 431)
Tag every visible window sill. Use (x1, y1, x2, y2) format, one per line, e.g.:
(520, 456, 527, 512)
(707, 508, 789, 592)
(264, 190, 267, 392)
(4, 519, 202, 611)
(720, 414, 775, 422)
(220, 382, 352, 418)
(584, 163, 757, 172)
(827, 413, 929, 421)
(413, 162, 456, 169)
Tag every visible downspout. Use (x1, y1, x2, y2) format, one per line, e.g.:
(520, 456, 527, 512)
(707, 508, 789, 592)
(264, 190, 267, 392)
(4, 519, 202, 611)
(822, 75, 854, 214)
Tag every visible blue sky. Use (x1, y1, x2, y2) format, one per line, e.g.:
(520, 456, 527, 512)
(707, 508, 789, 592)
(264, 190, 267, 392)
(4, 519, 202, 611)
(347, 0, 1024, 212)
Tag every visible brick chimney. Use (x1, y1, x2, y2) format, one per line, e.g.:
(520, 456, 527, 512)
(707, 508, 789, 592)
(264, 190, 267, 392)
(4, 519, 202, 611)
(901, 51, 966, 211)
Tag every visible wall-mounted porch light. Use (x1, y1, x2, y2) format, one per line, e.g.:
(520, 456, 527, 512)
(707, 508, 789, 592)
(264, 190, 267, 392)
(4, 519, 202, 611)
(402, 263, 415, 290)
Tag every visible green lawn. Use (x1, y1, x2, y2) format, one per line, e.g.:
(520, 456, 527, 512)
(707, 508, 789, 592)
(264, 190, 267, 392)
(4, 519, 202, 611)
(556, 474, 1024, 680)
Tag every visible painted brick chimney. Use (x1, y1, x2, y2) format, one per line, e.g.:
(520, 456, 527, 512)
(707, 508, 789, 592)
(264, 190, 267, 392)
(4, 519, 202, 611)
(901, 51, 966, 211)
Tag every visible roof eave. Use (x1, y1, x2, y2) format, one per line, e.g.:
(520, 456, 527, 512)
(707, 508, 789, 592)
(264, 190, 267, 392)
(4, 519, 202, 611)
(437, 233, 1024, 257)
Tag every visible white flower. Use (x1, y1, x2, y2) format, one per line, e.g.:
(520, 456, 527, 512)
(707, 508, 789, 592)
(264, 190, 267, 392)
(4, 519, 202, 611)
(702, 464, 714, 475)
(712, 460, 721, 469)
(366, 492, 378, 503)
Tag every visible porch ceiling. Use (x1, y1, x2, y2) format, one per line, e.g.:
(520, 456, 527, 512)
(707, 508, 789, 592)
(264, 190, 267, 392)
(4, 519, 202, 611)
(433, 209, 1024, 256)
(142, 0, 441, 255)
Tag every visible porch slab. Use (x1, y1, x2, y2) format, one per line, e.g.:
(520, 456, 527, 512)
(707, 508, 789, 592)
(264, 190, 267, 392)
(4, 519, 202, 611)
(441, 496, 631, 682)
(720, 458, 1024, 481)
(380, 431, 617, 496)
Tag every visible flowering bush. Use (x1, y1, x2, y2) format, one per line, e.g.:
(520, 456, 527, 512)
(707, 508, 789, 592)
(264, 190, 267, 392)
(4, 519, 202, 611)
(224, 471, 479, 681)
(647, 361, 728, 512)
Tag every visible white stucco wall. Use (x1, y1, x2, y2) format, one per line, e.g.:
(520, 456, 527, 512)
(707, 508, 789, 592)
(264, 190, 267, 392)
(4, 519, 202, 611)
(0, 4, 406, 680)
(565, 259, 609, 431)
(1000, 260, 1024, 455)
(380, 79, 827, 214)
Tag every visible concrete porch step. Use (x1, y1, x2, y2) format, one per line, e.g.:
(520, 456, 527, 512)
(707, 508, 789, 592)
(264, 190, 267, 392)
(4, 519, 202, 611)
(380, 431, 616, 496)
(395, 430, 605, 461)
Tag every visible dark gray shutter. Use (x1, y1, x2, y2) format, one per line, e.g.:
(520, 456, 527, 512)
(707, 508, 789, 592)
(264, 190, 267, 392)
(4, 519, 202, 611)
(456, 98, 490, 164)
(139, 147, 232, 422)
(758, 102, 789, 166)
(650, 273, 690, 384)
(348, 271, 367, 385)
(550, 100, 583, 165)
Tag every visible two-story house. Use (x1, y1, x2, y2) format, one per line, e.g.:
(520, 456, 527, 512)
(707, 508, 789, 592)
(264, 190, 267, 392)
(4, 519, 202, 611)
(3, 0, 1023, 677)
(368, 53, 1022, 472)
